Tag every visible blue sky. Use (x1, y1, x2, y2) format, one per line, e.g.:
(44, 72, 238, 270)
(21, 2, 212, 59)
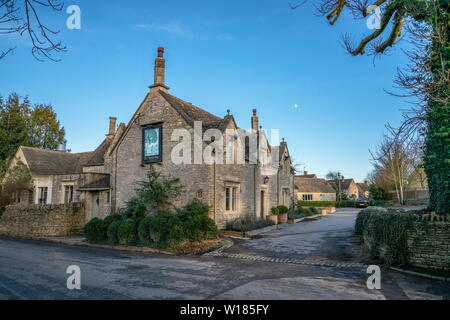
(0, 0, 411, 182)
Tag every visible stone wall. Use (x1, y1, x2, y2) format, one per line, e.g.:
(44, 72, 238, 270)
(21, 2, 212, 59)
(406, 222, 449, 270)
(0, 203, 85, 238)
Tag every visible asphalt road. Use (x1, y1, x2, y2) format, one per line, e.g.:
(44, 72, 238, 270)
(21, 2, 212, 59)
(0, 208, 448, 300)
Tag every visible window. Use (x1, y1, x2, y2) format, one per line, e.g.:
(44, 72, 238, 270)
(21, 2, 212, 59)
(142, 124, 162, 164)
(38, 187, 48, 204)
(226, 187, 238, 212)
(227, 139, 236, 164)
(64, 185, 74, 204)
(302, 194, 313, 201)
(106, 191, 110, 204)
(260, 152, 265, 168)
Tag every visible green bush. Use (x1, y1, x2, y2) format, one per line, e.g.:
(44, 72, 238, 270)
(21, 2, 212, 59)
(271, 207, 279, 215)
(107, 220, 120, 244)
(117, 218, 137, 245)
(277, 205, 289, 214)
(296, 206, 305, 214)
(176, 199, 218, 242)
(104, 214, 122, 227)
(355, 208, 416, 265)
(297, 200, 355, 208)
(309, 207, 319, 215)
(83, 218, 107, 243)
(225, 216, 275, 232)
(148, 211, 179, 245)
(137, 216, 153, 246)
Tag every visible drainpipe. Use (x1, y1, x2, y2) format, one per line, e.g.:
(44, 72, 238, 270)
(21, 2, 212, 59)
(277, 169, 280, 206)
(254, 164, 257, 219)
(213, 160, 216, 223)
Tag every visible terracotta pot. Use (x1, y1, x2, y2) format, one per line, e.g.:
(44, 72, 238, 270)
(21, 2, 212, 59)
(267, 214, 278, 225)
(278, 213, 288, 224)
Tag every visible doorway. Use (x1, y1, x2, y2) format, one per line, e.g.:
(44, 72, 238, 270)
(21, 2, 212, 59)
(260, 190, 265, 219)
(92, 192, 100, 218)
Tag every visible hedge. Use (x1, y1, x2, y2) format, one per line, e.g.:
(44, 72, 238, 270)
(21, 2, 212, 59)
(83, 218, 107, 243)
(355, 208, 416, 265)
(107, 220, 120, 244)
(297, 200, 355, 208)
(225, 216, 275, 232)
(117, 218, 137, 245)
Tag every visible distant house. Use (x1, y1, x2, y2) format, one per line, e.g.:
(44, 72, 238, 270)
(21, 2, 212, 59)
(327, 177, 359, 200)
(295, 176, 336, 202)
(297, 171, 317, 179)
(356, 182, 369, 199)
(2, 118, 118, 219)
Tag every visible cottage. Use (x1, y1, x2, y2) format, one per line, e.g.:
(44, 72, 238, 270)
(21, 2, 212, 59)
(3, 48, 295, 228)
(327, 177, 359, 200)
(295, 175, 336, 202)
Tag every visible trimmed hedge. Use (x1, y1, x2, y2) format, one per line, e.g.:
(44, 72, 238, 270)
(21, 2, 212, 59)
(83, 218, 107, 243)
(271, 207, 279, 215)
(117, 218, 137, 245)
(298, 200, 355, 208)
(107, 220, 120, 244)
(355, 208, 416, 265)
(225, 216, 275, 232)
(277, 205, 289, 214)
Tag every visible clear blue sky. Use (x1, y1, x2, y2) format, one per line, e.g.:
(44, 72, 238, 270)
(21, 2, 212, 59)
(0, 0, 411, 182)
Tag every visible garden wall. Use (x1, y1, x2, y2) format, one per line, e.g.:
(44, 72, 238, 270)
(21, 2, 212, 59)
(0, 203, 85, 238)
(406, 222, 450, 270)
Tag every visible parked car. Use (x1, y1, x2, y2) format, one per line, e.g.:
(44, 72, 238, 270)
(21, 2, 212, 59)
(355, 198, 369, 208)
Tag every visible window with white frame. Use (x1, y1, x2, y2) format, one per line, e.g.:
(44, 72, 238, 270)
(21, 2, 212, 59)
(38, 187, 48, 204)
(225, 186, 238, 212)
(64, 185, 74, 204)
(302, 194, 313, 201)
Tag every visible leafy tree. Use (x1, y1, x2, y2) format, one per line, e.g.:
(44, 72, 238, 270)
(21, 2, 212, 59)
(0, 93, 65, 180)
(296, 0, 449, 213)
(126, 165, 183, 215)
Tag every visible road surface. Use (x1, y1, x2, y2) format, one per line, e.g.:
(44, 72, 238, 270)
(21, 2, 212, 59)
(0, 208, 448, 300)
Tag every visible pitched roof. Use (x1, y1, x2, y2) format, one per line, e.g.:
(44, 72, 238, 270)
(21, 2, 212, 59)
(159, 91, 222, 126)
(356, 182, 369, 194)
(78, 176, 110, 190)
(296, 174, 317, 179)
(295, 177, 336, 193)
(85, 138, 112, 166)
(21, 147, 93, 176)
(327, 178, 355, 192)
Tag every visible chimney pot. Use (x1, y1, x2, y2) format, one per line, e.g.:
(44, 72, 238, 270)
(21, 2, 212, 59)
(108, 117, 117, 136)
(157, 47, 164, 58)
(150, 47, 169, 92)
(251, 109, 259, 132)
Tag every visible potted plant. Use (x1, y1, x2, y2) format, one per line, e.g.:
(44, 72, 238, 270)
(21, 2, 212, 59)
(267, 207, 279, 225)
(277, 205, 289, 224)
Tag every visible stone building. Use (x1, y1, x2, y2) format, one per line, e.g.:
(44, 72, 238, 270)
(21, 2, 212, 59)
(327, 177, 359, 200)
(3, 47, 295, 228)
(295, 175, 336, 202)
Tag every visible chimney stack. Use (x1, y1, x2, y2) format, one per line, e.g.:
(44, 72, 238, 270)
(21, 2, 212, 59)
(304, 171, 308, 175)
(108, 117, 117, 137)
(149, 47, 170, 93)
(251, 109, 259, 132)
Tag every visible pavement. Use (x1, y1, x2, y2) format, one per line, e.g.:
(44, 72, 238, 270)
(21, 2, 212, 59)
(0, 208, 448, 300)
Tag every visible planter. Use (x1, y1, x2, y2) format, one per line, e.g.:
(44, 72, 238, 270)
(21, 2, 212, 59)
(278, 213, 288, 224)
(267, 214, 278, 225)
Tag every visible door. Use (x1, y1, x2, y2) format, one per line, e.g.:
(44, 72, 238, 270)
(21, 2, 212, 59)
(260, 190, 265, 219)
(92, 192, 100, 218)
